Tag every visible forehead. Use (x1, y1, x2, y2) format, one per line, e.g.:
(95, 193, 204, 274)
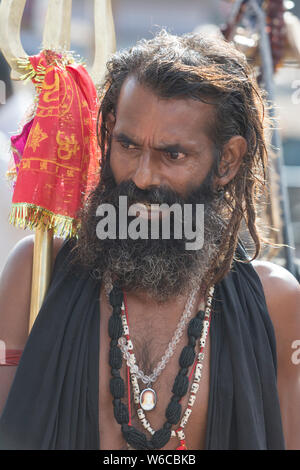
(113, 76, 215, 145)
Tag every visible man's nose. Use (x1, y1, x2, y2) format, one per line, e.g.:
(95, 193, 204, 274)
(132, 151, 161, 190)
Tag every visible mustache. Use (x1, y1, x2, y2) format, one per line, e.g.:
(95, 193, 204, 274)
(99, 178, 216, 209)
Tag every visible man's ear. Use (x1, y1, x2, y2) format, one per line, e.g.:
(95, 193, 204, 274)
(106, 112, 116, 136)
(214, 136, 247, 188)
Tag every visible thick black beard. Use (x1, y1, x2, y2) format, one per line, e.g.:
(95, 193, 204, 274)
(76, 160, 226, 302)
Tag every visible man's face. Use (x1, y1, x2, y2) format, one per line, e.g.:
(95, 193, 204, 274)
(108, 76, 217, 199)
(81, 76, 226, 302)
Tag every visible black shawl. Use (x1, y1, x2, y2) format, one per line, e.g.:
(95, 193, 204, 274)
(0, 239, 285, 449)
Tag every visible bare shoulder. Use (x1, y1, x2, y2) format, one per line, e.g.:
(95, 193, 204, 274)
(252, 259, 299, 290)
(252, 258, 300, 363)
(252, 259, 300, 316)
(0, 235, 64, 274)
(252, 260, 300, 449)
(0, 235, 64, 348)
(252, 260, 300, 328)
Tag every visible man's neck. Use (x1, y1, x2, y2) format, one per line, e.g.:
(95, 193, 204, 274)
(113, 287, 203, 329)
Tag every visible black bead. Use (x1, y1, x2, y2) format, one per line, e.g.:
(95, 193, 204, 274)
(108, 314, 123, 339)
(109, 288, 123, 307)
(196, 310, 205, 322)
(188, 336, 196, 347)
(151, 428, 172, 449)
(163, 422, 172, 430)
(121, 424, 130, 433)
(122, 425, 149, 450)
(111, 368, 120, 378)
(147, 440, 155, 450)
(113, 400, 129, 424)
(109, 345, 123, 369)
(179, 345, 196, 368)
(171, 395, 181, 403)
(112, 306, 122, 316)
(166, 401, 181, 424)
(110, 376, 125, 398)
(188, 317, 204, 338)
(172, 374, 189, 397)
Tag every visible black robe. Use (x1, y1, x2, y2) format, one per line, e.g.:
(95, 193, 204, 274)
(0, 239, 285, 449)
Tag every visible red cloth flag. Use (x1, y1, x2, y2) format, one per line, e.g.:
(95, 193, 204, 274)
(9, 50, 100, 237)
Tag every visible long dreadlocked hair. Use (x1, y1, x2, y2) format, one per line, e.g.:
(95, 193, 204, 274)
(95, 30, 269, 292)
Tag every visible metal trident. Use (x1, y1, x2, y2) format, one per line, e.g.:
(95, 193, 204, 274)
(0, 0, 116, 84)
(0, 0, 116, 332)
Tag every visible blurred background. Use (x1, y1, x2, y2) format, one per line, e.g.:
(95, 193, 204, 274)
(0, 0, 299, 273)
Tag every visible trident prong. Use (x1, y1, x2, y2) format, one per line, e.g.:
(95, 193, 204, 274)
(91, 0, 116, 86)
(0, 0, 73, 79)
(0, 0, 28, 79)
(0, 0, 116, 85)
(42, 0, 72, 51)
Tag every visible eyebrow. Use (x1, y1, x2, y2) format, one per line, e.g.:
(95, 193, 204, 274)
(114, 132, 137, 146)
(113, 132, 191, 154)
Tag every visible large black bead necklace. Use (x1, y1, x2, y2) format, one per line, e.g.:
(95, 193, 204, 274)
(108, 283, 206, 450)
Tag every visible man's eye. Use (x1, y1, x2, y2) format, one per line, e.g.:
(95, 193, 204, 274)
(119, 141, 136, 150)
(164, 151, 186, 161)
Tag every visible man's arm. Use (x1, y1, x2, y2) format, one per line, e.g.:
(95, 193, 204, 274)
(253, 260, 300, 450)
(0, 235, 63, 414)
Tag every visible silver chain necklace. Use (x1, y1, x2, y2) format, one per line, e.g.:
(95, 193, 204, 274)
(116, 286, 201, 385)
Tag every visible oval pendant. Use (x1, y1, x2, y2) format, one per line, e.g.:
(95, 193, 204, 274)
(140, 388, 157, 411)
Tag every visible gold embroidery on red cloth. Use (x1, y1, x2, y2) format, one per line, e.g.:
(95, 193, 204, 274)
(9, 50, 99, 237)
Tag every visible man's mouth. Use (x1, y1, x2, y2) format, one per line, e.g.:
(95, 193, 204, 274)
(133, 202, 169, 219)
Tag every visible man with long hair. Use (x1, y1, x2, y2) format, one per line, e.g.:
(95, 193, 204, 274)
(0, 31, 299, 450)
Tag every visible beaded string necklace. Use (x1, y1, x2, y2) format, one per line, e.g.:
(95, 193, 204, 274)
(123, 287, 213, 450)
(118, 287, 199, 411)
(107, 283, 214, 450)
(105, 277, 199, 391)
(118, 286, 198, 388)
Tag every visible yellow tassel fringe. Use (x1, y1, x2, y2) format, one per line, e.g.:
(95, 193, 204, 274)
(9, 203, 80, 239)
(15, 50, 85, 91)
(15, 57, 46, 94)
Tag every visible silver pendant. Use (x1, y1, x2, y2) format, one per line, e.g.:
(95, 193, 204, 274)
(140, 387, 157, 411)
